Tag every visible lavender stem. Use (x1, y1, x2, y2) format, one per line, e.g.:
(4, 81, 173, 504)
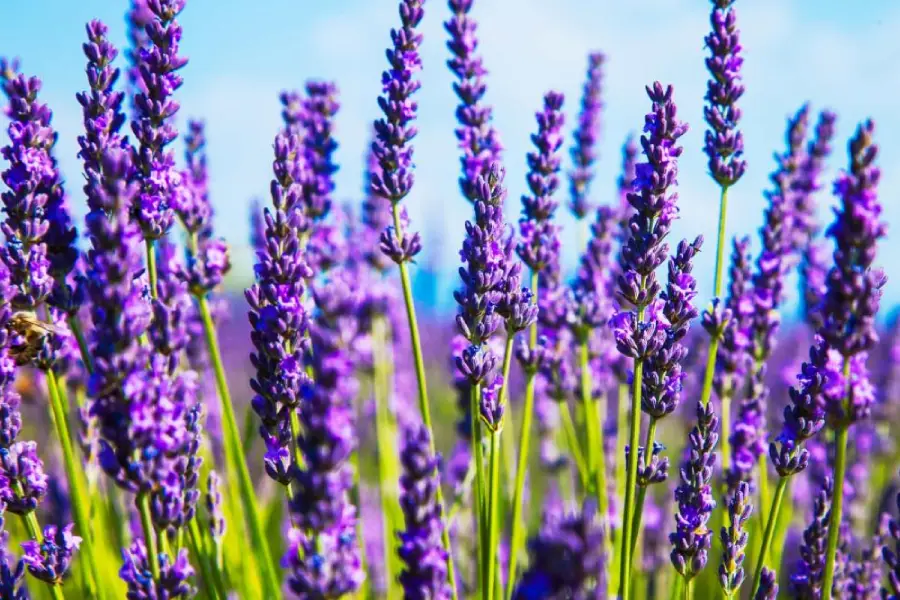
(486, 430, 502, 600)
(821, 422, 849, 600)
(628, 417, 658, 566)
(145, 239, 159, 300)
(137, 492, 161, 581)
(750, 476, 788, 594)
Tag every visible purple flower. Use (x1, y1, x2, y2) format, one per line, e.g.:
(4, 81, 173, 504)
(704, 0, 746, 186)
(791, 110, 837, 253)
(569, 205, 617, 343)
(205, 471, 225, 543)
(21, 523, 81, 584)
(513, 500, 607, 599)
(800, 240, 829, 330)
(847, 515, 885, 600)
(719, 480, 752, 596)
(397, 424, 451, 600)
(755, 568, 778, 600)
(670, 401, 718, 581)
(130, 0, 188, 240)
(445, 0, 503, 204)
(0, 441, 49, 515)
(790, 476, 843, 597)
(372, 0, 424, 265)
(517, 91, 565, 276)
(884, 479, 900, 599)
(246, 128, 313, 484)
(125, 0, 153, 111)
(0, 530, 26, 600)
(361, 139, 394, 275)
(568, 52, 605, 219)
(120, 539, 196, 599)
(298, 81, 339, 223)
(150, 240, 192, 357)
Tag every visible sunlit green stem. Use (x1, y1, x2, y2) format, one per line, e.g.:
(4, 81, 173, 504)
(498, 335, 516, 497)
(67, 316, 93, 374)
(390, 204, 456, 592)
(138, 492, 161, 581)
(821, 424, 849, 600)
(684, 577, 693, 600)
(485, 430, 502, 600)
(471, 383, 486, 588)
(196, 296, 281, 598)
(46, 370, 103, 598)
(712, 186, 730, 298)
(145, 239, 158, 300)
(559, 401, 589, 489)
(611, 381, 629, 594)
(750, 476, 789, 595)
(187, 519, 221, 599)
(628, 418, 658, 567)
(579, 340, 611, 566)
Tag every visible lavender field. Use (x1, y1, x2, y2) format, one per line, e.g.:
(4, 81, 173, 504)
(0, 0, 896, 598)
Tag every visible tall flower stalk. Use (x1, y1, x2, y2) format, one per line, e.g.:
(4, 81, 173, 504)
(568, 52, 605, 224)
(612, 83, 688, 600)
(699, 0, 746, 461)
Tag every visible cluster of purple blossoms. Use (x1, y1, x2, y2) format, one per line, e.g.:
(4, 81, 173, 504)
(397, 424, 452, 599)
(568, 205, 618, 348)
(445, 0, 503, 204)
(20, 524, 81, 585)
(120, 539, 195, 598)
(513, 500, 606, 599)
(884, 476, 900, 599)
(704, 0, 746, 187)
(790, 477, 841, 597)
(791, 110, 838, 253)
(719, 480, 752, 596)
(125, 0, 153, 110)
(0, 524, 26, 600)
(130, 0, 188, 242)
(372, 0, 424, 266)
(568, 52, 605, 220)
(756, 568, 779, 600)
(246, 127, 312, 485)
(670, 401, 718, 581)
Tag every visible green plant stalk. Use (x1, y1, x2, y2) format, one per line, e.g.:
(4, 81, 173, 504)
(712, 186, 730, 298)
(559, 401, 589, 489)
(19, 509, 66, 600)
(506, 271, 541, 598)
(628, 418, 658, 568)
(471, 382, 486, 589)
(750, 476, 789, 595)
(485, 430, 502, 600)
(187, 519, 221, 600)
(145, 239, 158, 300)
(619, 319, 645, 600)
(67, 316, 94, 374)
(371, 315, 404, 600)
(821, 424, 849, 600)
(611, 381, 629, 594)
(391, 205, 457, 591)
(579, 340, 611, 563)
(46, 370, 103, 599)
(138, 492, 162, 581)
(498, 335, 516, 498)
(197, 296, 281, 598)
(684, 577, 693, 600)
(289, 410, 305, 470)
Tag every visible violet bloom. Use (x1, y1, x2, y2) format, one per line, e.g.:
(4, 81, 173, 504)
(704, 0, 745, 187)
(755, 568, 778, 600)
(568, 52, 605, 220)
(0, 529, 26, 600)
(284, 267, 364, 596)
(800, 240, 829, 330)
(372, 0, 424, 266)
(513, 500, 606, 599)
(790, 477, 837, 597)
(361, 139, 394, 276)
(120, 539, 195, 599)
(884, 479, 900, 599)
(791, 110, 837, 253)
(517, 91, 565, 278)
(445, 0, 503, 203)
(150, 240, 192, 358)
(719, 480, 751, 596)
(848, 515, 885, 600)
(125, 0, 153, 111)
(20, 524, 80, 585)
(670, 401, 718, 582)
(130, 0, 188, 241)
(298, 81, 339, 223)
(246, 128, 312, 485)
(397, 424, 451, 600)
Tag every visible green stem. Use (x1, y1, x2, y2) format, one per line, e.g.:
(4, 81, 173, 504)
(138, 493, 162, 581)
(750, 476, 789, 595)
(628, 418, 658, 568)
(145, 239, 158, 300)
(821, 425, 849, 600)
(713, 185, 730, 299)
(619, 345, 645, 600)
(289, 410, 305, 470)
(579, 340, 611, 573)
(390, 204, 456, 593)
(684, 577, 693, 600)
(471, 383, 486, 589)
(67, 316, 93, 374)
(485, 431, 502, 600)
(46, 370, 103, 598)
(698, 337, 719, 410)
(187, 519, 221, 599)
(559, 401, 589, 489)
(196, 296, 281, 598)
(612, 381, 629, 594)
(19, 512, 65, 600)
(372, 315, 404, 600)
(498, 335, 516, 498)
(757, 453, 770, 540)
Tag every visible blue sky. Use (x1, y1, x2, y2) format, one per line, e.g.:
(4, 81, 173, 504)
(3, 0, 899, 314)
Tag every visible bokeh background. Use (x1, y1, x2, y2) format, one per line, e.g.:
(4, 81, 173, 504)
(2, 0, 898, 316)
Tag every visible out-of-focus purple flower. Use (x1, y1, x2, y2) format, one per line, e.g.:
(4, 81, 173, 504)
(298, 81, 339, 223)
(704, 0, 745, 186)
(847, 515, 886, 600)
(445, 0, 503, 204)
(670, 401, 718, 581)
(719, 480, 751, 596)
(20, 523, 81, 584)
(884, 479, 900, 599)
(569, 205, 617, 345)
(120, 539, 196, 598)
(372, 0, 424, 266)
(790, 476, 850, 598)
(397, 424, 451, 599)
(755, 568, 778, 600)
(517, 91, 565, 276)
(568, 52, 605, 219)
(791, 110, 837, 253)
(513, 500, 606, 599)
(246, 127, 312, 484)
(205, 470, 225, 543)
(150, 240, 191, 357)
(125, 0, 153, 110)
(0, 528, 26, 600)
(800, 240, 829, 330)
(130, 0, 188, 241)
(0, 441, 49, 516)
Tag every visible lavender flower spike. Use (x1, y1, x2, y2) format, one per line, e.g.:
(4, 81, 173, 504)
(21, 524, 81, 584)
(120, 539, 196, 598)
(791, 110, 837, 253)
(719, 480, 752, 596)
(445, 0, 503, 203)
(755, 568, 778, 600)
(704, 0, 745, 186)
(568, 52, 605, 219)
(884, 472, 900, 599)
(790, 477, 833, 597)
(397, 424, 452, 600)
(130, 0, 188, 242)
(670, 400, 718, 582)
(373, 0, 424, 265)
